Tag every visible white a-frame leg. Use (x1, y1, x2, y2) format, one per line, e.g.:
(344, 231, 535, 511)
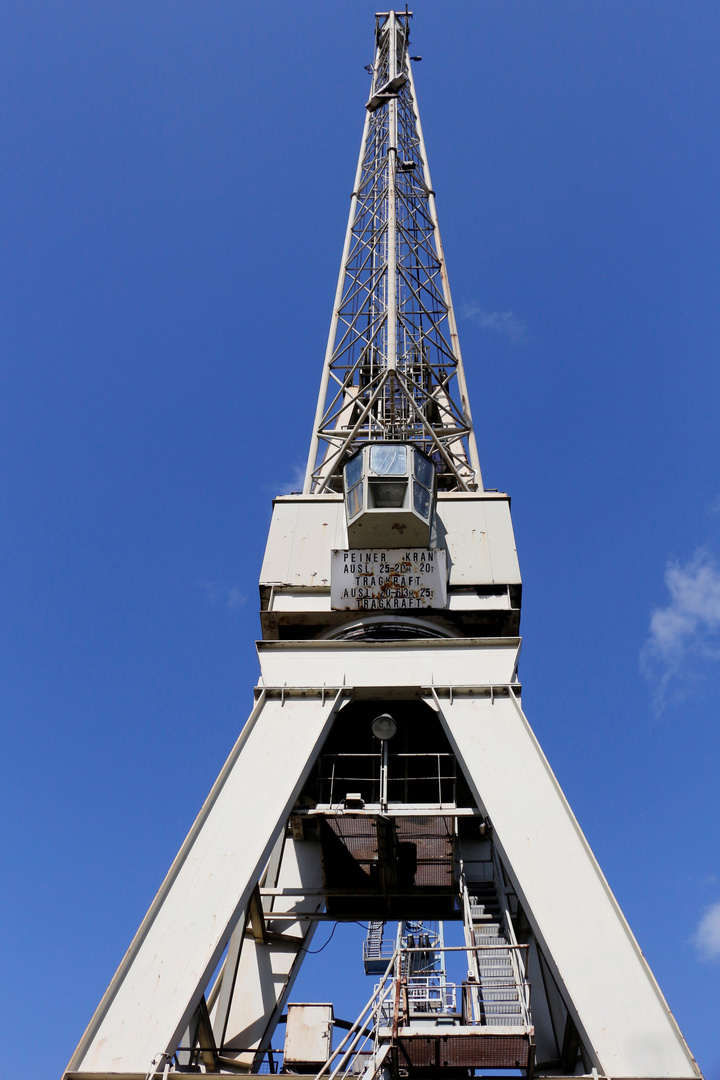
(66, 641, 700, 1080)
(67, 690, 345, 1076)
(431, 687, 698, 1080)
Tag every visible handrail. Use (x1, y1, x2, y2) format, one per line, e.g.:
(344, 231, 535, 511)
(313, 953, 396, 1080)
(324, 978, 396, 1080)
(315, 935, 532, 1080)
(401, 944, 529, 952)
(492, 845, 532, 1028)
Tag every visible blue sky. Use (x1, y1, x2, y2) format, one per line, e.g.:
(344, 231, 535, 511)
(1, 2, 719, 1077)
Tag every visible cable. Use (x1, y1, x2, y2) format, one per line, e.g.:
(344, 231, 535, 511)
(303, 920, 373, 954)
(303, 922, 339, 955)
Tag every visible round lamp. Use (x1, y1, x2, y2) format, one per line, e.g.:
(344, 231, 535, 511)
(371, 713, 397, 741)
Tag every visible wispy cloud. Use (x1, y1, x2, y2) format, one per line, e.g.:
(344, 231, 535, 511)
(462, 302, 527, 345)
(640, 548, 720, 708)
(201, 581, 247, 611)
(692, 901, 720, 961)
(277, 462, 307, 496)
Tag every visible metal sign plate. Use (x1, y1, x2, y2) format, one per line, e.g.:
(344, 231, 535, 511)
(331, 548, 447, 611)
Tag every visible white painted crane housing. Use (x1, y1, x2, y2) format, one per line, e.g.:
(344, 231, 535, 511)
(64, 10, 702, 1080)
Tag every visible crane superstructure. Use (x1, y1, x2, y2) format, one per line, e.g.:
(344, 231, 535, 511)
(64, 12, 702, 1080)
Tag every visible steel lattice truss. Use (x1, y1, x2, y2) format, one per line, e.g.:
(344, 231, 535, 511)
(305, 11, 482, 494)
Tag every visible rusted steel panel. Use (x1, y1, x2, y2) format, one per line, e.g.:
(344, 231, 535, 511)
(319, 816, 454, 892)
(396, 1032, 531, 1069)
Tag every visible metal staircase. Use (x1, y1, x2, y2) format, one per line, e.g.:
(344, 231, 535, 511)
(363, 921, 387, 975)
(465, 881, 527, 1027)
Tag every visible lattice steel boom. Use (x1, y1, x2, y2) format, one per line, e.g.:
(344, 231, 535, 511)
(304, 11, 482, 495)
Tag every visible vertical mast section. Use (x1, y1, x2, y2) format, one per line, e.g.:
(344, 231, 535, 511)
(386, 11, 398, 375)
(303, 106, 372, 496)
(406, 60, 481, 483)
(304, 10, 483, 495)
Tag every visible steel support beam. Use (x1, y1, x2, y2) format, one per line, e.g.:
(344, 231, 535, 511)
(431, 689, 699, 1080)
(67, 691, 345, 1075)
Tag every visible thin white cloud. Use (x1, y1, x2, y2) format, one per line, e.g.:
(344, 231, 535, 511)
(201, 581, 247, 611)
(692, 901, 720, 961)
(641, 548, 720, 708)
(462, 302, 527, 345)
(277, 463, 307, 496)
(226, 586, 246, 611)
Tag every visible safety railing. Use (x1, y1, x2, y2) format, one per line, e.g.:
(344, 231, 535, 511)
(315, 751, 457, 807)
(406, 974, 457, 1014)
(313, 953, 397, 1080)
(362, 936, 396, 966)
(398, 944, 531, 1030)
(462, 976, 531, 1028)
(309, 940, 532, 1080)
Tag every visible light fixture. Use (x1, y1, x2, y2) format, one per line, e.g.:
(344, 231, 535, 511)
(371, 713, 397, 741)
